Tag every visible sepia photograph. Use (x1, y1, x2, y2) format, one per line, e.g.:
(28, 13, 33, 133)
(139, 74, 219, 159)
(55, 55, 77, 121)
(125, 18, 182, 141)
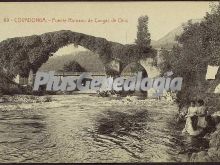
(0, 1, 220, 163)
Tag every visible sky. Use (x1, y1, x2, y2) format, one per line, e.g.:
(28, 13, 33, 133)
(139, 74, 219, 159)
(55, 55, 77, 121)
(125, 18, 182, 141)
(0, 1, 213, 55)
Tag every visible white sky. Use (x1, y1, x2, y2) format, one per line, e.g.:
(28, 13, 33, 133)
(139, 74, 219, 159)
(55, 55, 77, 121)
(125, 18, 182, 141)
(0, 1, 213, 55)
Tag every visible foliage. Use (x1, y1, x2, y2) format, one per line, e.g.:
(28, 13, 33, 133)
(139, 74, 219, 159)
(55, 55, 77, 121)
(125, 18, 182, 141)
(0, 68, 20, 94)
(0, 29, 155, 80)
(0, 30, 114, 78)
(135, 15, 151, 50)
(0, 15, 156, 94)
(159, 3, 220, 106)
(39, 51, 105, 72)
(63, 60, 86, 72)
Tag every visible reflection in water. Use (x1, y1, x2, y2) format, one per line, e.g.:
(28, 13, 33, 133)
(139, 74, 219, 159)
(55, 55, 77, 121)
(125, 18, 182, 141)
(88, 107, 184, 162)
(91, 109, 149, 159)
(168, 119, 209, 158)
(96, 109, 149, 135)
(179, 136, 209, 154)
(0, 95, 210, 163)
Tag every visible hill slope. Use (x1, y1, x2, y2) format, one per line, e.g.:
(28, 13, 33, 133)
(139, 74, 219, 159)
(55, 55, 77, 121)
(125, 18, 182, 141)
(39, 51, 105, 72)
(152, 19, 202, 49)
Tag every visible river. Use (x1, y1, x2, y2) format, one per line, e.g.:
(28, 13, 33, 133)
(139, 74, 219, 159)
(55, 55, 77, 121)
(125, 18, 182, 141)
(0, 94, 208, 163)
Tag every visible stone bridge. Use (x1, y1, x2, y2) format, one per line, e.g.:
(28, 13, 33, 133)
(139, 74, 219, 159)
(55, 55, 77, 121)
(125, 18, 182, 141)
(0, 30, 161, 84)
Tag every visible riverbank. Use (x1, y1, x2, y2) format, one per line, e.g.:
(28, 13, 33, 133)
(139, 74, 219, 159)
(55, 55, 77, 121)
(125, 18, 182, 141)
(0, 94, 219, 162)
(188, 123, 220, 162)
(0, 95, 52, 104)
(176, 94, 220, 162)
(0, 94, 182, 162)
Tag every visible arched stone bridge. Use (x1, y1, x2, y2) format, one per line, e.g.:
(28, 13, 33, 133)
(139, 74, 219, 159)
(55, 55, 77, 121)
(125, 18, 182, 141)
(0, 30, 160, 81)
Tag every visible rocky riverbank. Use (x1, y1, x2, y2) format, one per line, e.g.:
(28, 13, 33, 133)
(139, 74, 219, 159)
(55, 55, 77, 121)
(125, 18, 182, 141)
(187, 123, 220, 162)
(177, 93, 220, 162)
(0, 94, 183, 162)
(0, 94, 219, 162)
(0, 95, 52, 104)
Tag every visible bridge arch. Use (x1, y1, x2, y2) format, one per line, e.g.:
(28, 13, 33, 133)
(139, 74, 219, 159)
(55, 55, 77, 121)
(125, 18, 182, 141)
(39, 45, 106, 73)
(121, 62, 148, 77)
(120, 58, 161, 97)
(121, 58, 160, 78)
(0, 30, 157, 86)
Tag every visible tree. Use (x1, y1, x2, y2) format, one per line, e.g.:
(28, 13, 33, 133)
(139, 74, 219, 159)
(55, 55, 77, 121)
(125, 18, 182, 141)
(135, 15, 151, 50)
(63, 60, 86, 72)
(160, 2, 220, 106)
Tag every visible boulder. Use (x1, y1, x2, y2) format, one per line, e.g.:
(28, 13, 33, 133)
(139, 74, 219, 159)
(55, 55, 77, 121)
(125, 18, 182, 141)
(209, 126, 220, 148)
(190, 151, 212, 162)
(207, 147, 218, 160)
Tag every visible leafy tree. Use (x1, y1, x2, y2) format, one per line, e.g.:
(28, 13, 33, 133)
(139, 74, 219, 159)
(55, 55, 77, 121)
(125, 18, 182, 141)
(63, 60, 86, 72)
(135, 15, 151, 50)
(160, 2, 220, 106)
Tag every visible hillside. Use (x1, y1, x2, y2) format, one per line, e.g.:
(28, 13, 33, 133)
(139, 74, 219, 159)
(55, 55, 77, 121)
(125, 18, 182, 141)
(152, 26, 182, 49)
(152, 19, 202, 49)
(39, 51, 105, 72)
(39, 19, 203, 72)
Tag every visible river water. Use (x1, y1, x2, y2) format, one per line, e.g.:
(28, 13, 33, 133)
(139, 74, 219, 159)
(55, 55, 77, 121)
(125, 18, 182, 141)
(0, 94, 208, 163)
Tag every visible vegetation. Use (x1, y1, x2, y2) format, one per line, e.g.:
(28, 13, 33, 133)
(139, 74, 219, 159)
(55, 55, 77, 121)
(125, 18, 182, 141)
(135, 15, 151, 50)
(0, 14, 156, 95)
(63, 60, 86, 72)
(159, 3, 220, 107)
(39, 51, 105, 72)
(0, 30, 117, 79)
(0, 69, 21, 95)
(0, 29, 155, 80)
